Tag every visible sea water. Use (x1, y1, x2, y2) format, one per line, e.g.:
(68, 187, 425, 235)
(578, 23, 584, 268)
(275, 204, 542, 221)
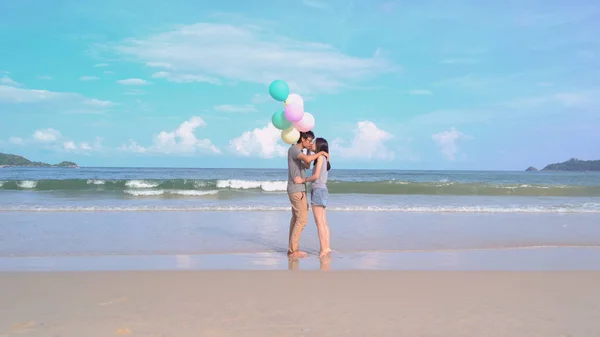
(1, 167, 600, 213)
(1, 167, 600, 270)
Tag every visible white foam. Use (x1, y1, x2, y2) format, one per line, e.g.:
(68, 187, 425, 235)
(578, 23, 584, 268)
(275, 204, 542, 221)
(0, 181, 5, 187)
(216, 179, 287, 192)
(124, 189, 164, 196)
(17, 180, 37, 189)
(192, 181, 210, 188)
(125, 180, 160, 189)
(123, 189, 219, 197)
(86, 179, 106, 185)
(2, 204, 600, 213)
(169, 190, 219, 196)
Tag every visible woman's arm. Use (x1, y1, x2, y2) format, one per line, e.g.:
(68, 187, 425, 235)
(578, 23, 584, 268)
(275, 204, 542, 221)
(298, 151, 329, 165)
(295, 156, 324, 184)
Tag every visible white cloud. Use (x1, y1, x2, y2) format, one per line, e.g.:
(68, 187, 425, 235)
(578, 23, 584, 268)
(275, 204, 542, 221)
(109, 22, 397, 93)
(123, 89, 144, 96)
(84, 99, 116, 108)
(251, 94, 269, 103)
(0, 84, 116, 113)
(117, 78, 150, 86)
(33, 128, 62, 142)
(146, 62, 174, 69)
(0, 85, 63, 103)
(120, 116, 219, 154)
(9, 137, 24, 145)
(63, 141, 77, 151)
(332, 121, 395, 160)
(405, 89, 433, 96)
(119, 140, 147, 153)
(0, 76, 19, 86)
(80, 76, 99, 81)
(506, 89, 600, 109)
(9, 128, 102, 153)
(94, 63, 109, 67)
(151, 71, 220, 84)
(432, 127, 470, 160)
(213, 104, 257, 113)
(229, 123, 287, 158)
(63, 137, 103, 153)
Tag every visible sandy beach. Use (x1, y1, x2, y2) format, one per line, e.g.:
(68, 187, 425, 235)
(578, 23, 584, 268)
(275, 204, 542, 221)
(1, 270, 599, 337)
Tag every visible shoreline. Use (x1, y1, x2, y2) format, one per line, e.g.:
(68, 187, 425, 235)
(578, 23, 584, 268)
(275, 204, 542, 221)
(2, 246, 600, 272)
(1, 270, 599, 336)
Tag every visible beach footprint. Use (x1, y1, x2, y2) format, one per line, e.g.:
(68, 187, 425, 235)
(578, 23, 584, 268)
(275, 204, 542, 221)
(98, 296, 129, 306)
(11, 321, 40, 334)
(115, 327, 133, 335)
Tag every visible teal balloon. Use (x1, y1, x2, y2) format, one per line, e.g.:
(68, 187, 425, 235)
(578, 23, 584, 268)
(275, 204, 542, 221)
(271, 109, 292, 130)
(269, 80, 289, 102)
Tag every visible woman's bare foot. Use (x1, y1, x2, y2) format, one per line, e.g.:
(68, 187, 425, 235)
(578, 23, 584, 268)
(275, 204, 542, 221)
(319, 248, 332, 258)
(288, 251, 308, 258)
(319, 255, 331, 271)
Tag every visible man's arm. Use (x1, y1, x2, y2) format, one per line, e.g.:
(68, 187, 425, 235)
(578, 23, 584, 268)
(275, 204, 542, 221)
(295, 157, 324, 184)
(297, 151, 328, 165)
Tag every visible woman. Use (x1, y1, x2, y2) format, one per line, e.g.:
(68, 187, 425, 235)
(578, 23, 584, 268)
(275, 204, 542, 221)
(294, 137, 331, 258)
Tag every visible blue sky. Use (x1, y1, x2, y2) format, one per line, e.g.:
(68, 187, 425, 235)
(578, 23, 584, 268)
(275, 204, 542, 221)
(1, 0, 599, 170)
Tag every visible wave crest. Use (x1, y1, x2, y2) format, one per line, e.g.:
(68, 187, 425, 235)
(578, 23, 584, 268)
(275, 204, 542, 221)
(1, 179, 600, 196)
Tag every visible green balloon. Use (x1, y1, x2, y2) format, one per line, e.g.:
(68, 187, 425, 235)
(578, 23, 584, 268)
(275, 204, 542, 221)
(269, 80, 289, 102)
(271, 109, 292, 130)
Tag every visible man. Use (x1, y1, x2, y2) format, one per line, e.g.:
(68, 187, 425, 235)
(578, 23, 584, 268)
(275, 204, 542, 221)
(287, 131, 328, 258)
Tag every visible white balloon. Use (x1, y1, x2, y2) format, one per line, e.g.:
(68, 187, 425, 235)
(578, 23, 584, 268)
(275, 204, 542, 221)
(284, 93, 304, 108)
(281, 126, 300, 145)
(293, 112, 315, 132)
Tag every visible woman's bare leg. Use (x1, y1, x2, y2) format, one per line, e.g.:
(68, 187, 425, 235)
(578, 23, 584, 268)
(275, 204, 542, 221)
(322, 208, 331, 253)
(312, 205, 331, 257)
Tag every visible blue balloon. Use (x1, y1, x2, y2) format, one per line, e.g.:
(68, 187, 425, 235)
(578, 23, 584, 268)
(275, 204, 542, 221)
(269, 80, 289, 102)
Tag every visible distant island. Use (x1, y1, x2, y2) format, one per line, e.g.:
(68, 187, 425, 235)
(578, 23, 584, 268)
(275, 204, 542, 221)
(526, 158, 600, 172)
(0, 153, 78, 168)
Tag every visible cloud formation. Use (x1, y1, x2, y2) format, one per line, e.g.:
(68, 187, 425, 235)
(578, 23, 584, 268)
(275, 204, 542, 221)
(229, 123, 287, 158)
(8, 128, 103, 154)
(0, 76, 115, 113)
(151, 71, 220, 84)
(332, 121, 395, 160)
(120, 116, 220, 154)
(110, 22, 397, 93)
(432, 127, 470, 160)
(117, 78, 150, 86)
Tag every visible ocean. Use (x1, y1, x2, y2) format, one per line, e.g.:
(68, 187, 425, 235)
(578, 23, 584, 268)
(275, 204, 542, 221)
(1, 167, 600, 213)
(2, 167, 600, 271)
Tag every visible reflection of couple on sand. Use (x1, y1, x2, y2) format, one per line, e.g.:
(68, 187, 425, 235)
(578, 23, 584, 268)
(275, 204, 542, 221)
(286, 130, 332, 259)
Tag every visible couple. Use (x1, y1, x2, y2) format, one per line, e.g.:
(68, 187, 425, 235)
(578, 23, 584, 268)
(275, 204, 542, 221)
(286, 130, 332, 259)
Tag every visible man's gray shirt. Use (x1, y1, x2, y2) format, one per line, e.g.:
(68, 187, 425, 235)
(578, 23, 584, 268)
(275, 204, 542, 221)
(287, 145, 306, 194)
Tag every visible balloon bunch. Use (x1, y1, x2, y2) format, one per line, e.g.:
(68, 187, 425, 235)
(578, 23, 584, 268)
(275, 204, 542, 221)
(268, 80, 315, 145)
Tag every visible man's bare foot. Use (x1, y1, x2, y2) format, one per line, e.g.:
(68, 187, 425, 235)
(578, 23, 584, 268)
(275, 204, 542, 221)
(319, 248, 332, 258)
(288, 251, 308, 258)
(319, 256, 331, 271)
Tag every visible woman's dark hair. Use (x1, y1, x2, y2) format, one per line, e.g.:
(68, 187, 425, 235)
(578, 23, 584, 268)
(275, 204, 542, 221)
(313, 137, 331, 171)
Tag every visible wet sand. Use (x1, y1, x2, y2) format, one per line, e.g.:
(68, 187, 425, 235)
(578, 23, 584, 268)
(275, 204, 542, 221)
(1, 270, 599, 337)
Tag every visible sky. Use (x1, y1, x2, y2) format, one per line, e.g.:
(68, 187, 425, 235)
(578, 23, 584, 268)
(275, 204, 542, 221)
(0, 0, 599, 170)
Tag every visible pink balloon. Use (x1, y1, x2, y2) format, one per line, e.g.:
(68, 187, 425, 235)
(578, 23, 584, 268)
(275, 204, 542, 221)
(293, 112, 315, 132)
(284, 103, 304, 123)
